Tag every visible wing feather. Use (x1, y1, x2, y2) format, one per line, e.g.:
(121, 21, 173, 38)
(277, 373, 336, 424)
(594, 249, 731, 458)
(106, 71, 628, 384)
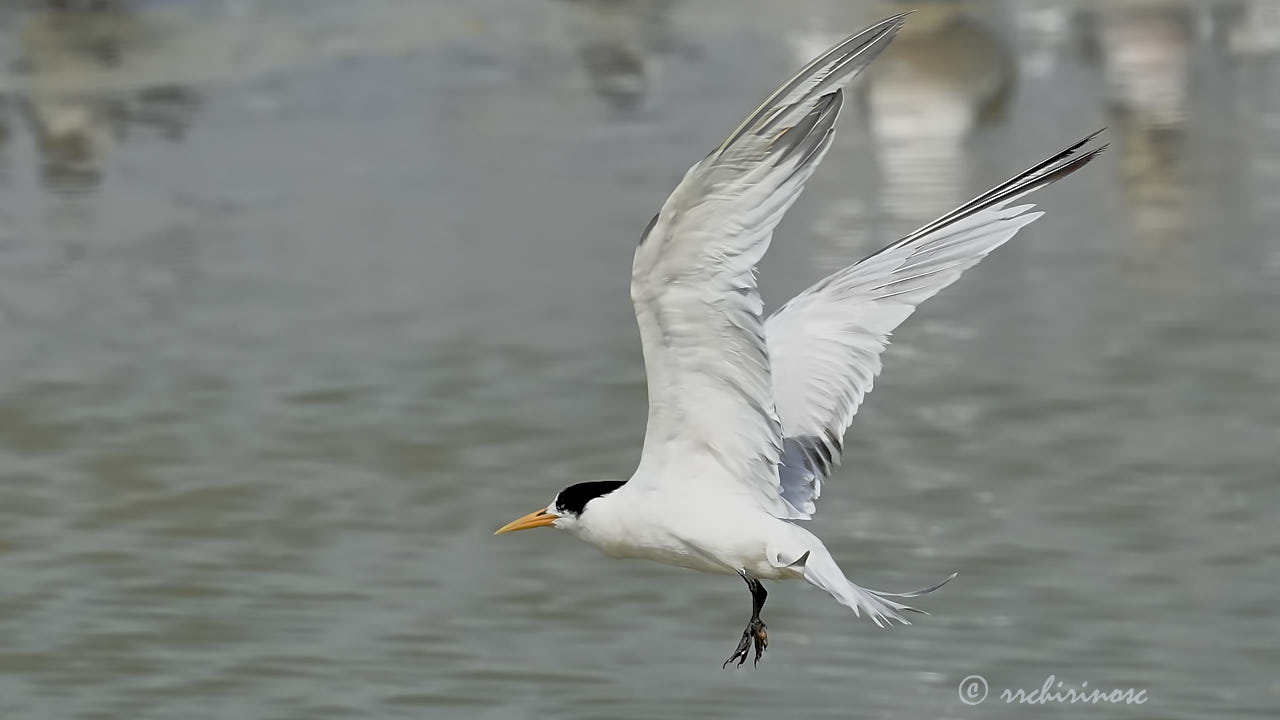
(628, 16, 907, 516)
(770, 133, 1107, 516)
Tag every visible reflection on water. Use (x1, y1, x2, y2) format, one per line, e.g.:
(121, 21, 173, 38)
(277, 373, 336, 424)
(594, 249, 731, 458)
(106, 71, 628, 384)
(8, 2, 198, 191)
(1223, 0, 1280, 277)
(1227, 0, 1280, 54)
(863, 4, 1013, 221)
(1089, 4, 1193, 249)
(1092, 5, 1191, 129)
(1010, 3, 1075, 79)
(558, 0, 685, 117)
(0, 1, 1278, 719)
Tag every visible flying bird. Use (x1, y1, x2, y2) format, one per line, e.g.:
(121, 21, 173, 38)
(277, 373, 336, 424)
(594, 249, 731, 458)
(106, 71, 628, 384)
(496, 13, 1104, 667)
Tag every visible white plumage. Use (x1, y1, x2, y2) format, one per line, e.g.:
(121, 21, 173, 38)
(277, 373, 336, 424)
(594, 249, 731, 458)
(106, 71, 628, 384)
(497, 13, 1104, 665)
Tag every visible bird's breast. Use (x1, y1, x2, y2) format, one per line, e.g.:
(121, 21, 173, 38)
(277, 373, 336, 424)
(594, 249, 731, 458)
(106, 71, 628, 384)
(580, 491, 790, 577)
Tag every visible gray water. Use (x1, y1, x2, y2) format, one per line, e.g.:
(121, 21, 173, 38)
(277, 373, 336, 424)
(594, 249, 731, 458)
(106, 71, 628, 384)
(0, 1, 1278, 718)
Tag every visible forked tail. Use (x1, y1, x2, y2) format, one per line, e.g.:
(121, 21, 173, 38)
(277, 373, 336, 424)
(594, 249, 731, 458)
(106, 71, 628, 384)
(797, 543, 956, 627)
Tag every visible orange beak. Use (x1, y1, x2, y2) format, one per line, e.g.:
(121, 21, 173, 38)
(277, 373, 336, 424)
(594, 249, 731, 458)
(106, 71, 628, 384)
(494, 508, 559, 535)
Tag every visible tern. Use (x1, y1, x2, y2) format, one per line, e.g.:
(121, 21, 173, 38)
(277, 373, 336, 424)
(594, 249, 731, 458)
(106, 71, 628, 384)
(496, 14, 1104, 667)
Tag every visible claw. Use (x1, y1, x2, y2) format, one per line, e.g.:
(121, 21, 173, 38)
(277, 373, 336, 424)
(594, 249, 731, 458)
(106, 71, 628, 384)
(751, 619, 768, 666)
(723, 618, 767, 668)
(723, 626, 753, 668)
(724, 571, 770, 668)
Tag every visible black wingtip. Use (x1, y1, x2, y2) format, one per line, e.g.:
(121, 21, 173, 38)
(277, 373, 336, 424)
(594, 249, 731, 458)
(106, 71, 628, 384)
(888, 132, 1106, 248)
(1075, 127, 1107, 147)
(1064, 128, 1109, 163)
(1036, 133, 1109, 188)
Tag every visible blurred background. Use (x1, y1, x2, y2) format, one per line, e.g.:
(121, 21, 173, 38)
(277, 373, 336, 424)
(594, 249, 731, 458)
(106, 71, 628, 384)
(0, 0, 1277, 718)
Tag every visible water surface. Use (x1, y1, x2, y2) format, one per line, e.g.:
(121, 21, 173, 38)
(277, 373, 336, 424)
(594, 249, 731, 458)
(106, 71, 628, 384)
(0, 1, 1278, 718)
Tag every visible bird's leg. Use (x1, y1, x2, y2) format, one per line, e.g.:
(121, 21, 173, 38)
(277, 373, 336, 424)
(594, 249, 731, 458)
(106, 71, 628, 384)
(723, 570, 769, 668)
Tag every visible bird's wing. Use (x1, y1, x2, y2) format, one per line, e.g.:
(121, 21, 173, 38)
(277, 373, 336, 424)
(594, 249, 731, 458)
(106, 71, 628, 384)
(628, 16, 907, 517)
(769, 133, 1107, 517)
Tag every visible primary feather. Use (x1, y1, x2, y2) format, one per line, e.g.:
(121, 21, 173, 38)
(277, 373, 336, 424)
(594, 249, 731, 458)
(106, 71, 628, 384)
(628, 14, 909, 518)
(771, 133, 1107, 517)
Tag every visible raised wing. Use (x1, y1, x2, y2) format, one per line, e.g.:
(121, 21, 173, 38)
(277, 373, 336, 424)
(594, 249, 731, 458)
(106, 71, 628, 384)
(769, 133, 1107, 517)
(628, 16, 907, 517)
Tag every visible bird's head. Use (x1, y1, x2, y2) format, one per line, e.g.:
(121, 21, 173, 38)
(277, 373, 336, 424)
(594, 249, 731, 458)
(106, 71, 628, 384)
(494, 480, 626, 537)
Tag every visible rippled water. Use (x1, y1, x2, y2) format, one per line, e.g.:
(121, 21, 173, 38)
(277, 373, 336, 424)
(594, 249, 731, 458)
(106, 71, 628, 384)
(0, 1, 1278, 718)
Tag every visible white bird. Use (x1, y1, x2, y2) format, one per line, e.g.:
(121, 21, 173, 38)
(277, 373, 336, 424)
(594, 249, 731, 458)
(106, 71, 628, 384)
(496, 14, 1104, 668)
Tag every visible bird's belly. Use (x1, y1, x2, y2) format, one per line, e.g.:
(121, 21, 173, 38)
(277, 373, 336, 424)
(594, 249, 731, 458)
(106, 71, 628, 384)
(604, 540, 737, 575)
(590, 502, 796, 579)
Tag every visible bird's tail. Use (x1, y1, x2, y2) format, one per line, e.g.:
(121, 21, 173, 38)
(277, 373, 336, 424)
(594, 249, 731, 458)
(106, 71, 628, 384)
(795, 542, 956, 627)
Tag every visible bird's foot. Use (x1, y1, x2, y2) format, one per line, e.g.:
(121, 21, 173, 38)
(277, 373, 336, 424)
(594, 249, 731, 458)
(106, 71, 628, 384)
(722, 617, 768, 668)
